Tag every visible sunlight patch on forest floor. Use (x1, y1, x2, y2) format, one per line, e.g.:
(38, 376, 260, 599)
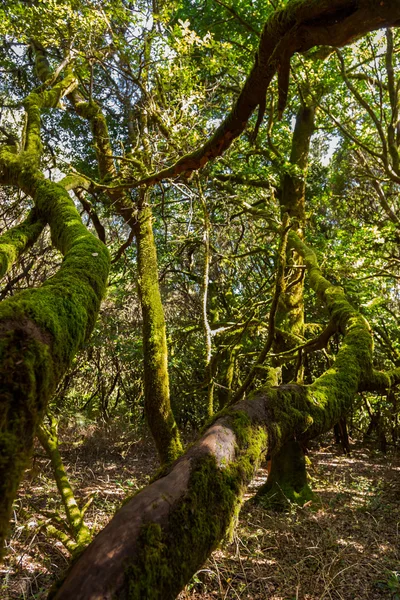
(0, 428, 399, 600)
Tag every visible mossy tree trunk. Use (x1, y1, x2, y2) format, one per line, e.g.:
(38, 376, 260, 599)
(131, 29, 182, 463)
(0, 209, 46, 278)
(217, 346, 237, 408)
(46, 34, 183, 464)
(263, 102, 316, 506)
(73, 97, 182, 463)
(53, 233, 400, 600)
(0, 75, 110, 556)
(257, 440, 312, 509)
(135, 191, 182, 464)
(275, 102, 316, 371)
(31, 38, 183, 466)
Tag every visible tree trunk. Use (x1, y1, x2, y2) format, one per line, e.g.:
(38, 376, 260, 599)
(135, 194, 182, 464)
(255, 439, 313, 508)
(0, 76, 110, 556)
(265, 102, 316, 501)
(334, 417, 351, 454)
(217, 347, 237, 408)
(275, 103, 316, 361)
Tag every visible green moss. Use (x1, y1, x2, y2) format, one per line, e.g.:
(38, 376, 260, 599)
(136, 202, 182, 465)
(228, 411, 268, 477)
(256, 438, 316, 510)
(37, 419, 92, 554)
(74, 99, 117, 181)
(0, 178, 109, 556)
(124, 415, 268, 599)
(0, 209, 45, 278)
(283, 232, 375, 434)
(0, 63, 109, 556)
(258, 481, 317, 510)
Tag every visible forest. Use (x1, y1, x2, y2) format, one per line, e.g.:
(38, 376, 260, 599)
(1, 0, 400, 598)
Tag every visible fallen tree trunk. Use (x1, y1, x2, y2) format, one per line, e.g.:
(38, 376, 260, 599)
(53, 230, 393, 600)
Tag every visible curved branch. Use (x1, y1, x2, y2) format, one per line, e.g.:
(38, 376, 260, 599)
(0, 75, 110, 556)
(0, 209, 46, 279)
(120, 0, 400, 187)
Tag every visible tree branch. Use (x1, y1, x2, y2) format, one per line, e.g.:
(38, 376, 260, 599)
(115, 0, 400, 188)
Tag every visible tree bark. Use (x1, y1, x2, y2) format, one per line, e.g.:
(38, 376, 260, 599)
(0, 209, 45, 278)
(135, 193, 182, 464)
(265, 102, 316, 503)
(256, 439, 313, 508)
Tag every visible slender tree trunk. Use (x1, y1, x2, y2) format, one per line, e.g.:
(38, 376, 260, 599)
(51, 30, 182, 465)
(217, 346, 237, 408)
(276, 103, 316, 346)
(334, 417, 351, 454)
(37, 416, 92, 554)
(135, 192, 182, 464)
(264, 103, 316, 505)
(198, 178, 214, 416)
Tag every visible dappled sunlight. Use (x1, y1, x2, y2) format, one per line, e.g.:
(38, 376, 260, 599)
(3, 427, 399, 599)
(1, 429, 400, 599)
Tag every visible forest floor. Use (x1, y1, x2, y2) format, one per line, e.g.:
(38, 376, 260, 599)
(1, 423, 399, 600)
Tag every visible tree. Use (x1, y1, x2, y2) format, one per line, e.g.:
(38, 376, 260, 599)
(1, 0, 400, 598)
